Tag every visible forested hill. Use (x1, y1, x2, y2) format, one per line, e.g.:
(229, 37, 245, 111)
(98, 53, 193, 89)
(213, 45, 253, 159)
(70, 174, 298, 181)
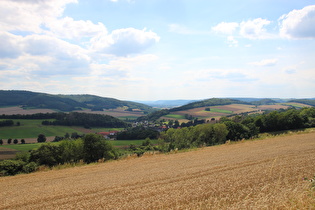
(0, 90, 153, 112)
(170, 98, 249, 112)
(59, 94, 153, 112)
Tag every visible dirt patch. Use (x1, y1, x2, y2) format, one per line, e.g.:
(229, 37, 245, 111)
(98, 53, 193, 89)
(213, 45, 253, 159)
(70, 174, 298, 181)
(0, 147, 19, 160)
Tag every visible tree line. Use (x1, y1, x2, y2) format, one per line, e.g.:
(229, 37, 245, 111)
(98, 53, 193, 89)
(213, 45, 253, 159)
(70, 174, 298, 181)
(0, 134, 120, 176)
(41, 112, 127, 128)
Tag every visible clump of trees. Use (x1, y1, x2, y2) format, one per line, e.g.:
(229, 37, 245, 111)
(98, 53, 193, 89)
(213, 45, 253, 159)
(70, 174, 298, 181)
(117, 127, 159, 140)
(0, 134, 120, 176)
(42, 112, 126, 128)
(161, 123, 229, 151)
(0, 120, 14, 127)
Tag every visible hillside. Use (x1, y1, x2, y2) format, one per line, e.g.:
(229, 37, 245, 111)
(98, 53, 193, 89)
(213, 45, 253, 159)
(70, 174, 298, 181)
(0, 90, 153, 112)
(1, 132, 314, 209)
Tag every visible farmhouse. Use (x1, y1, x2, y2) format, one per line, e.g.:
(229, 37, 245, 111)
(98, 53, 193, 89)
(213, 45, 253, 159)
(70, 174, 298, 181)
(98, 131, 119, 139)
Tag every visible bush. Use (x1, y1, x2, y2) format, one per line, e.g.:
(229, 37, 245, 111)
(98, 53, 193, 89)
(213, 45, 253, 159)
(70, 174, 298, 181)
(0, 160, 26, 176)
(22, 162, 38, 174)
(30, 143, 63, 167)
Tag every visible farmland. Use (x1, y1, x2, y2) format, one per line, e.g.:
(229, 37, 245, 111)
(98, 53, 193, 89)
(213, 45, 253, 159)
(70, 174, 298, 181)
(0, 119, 84, 141)
(1, 131, 314, 209)
(161, 103, 310, 122)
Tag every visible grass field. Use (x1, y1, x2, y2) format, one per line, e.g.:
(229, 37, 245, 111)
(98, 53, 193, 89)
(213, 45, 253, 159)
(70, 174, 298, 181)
(0, 119, 83, 139)
(0, 143, 41, 152)
(1, 131, 314, 209)
(204, 108, 233, 114)
(164, 114, 186, 119)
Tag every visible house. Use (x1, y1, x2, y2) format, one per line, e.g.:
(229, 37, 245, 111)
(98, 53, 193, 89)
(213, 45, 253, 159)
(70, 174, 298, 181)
(98, 131, 120, 139)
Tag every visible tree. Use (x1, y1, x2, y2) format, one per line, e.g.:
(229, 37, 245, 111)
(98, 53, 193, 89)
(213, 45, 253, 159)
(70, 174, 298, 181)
(0, 139, 3, 145)
(21, 139, 25, 144)
(83, 134, 116, 163)
(13, 139, 18, 144)
(7, 138, 12, 144)
(37, 134, 46, 143)
(30, 143, 62, 167)
(205, 108, 210, 111)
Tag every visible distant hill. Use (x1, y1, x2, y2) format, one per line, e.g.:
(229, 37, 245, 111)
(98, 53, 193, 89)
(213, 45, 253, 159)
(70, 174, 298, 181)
(170, 98, 249, 112)
(289, 99, 315, 106)
(137, 100, 198, 108)
(0, 90, 153, 112)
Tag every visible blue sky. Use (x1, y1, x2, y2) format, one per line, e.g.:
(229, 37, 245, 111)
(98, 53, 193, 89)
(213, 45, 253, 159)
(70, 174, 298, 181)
(0, 0, 314, 100)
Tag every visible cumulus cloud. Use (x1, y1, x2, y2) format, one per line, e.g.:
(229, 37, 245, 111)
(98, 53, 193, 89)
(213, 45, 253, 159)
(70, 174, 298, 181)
(0, 0, 77, 33)
(249, 59, 278, 67)
(0, 32, 23, 58)
(240, 18, 271, 39)
(279, 5, 315, 39)
(90, 28, 160, 56)
(212, 22, 239, 34)
(46, 17, 108, 40)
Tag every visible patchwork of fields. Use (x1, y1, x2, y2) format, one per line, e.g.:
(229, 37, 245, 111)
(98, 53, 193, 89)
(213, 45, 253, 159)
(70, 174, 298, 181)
(1, 132, 314, 209)
(162, 103, 310, 122)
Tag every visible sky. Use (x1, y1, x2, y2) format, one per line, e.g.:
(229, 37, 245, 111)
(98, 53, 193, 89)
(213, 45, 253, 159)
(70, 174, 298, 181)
(0, 0, 315, 101)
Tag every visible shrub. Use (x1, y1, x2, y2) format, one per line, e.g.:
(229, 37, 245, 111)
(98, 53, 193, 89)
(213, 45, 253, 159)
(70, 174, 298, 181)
(0, 160, 26, 176)
(22, 162, 38, 174)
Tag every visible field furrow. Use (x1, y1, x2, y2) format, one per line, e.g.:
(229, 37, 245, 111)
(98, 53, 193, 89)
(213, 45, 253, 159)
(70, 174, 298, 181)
(1, 132, 315, 209)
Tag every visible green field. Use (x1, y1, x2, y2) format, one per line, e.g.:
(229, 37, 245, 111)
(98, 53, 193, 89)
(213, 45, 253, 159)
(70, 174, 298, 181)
(205, 108, 233, 114)
(0, 143, 41, 152)
(91, 127, 125, 132)
(164, 114, 186, 119)
(0, 119, 83, 139)
(0, 139, 159, 154)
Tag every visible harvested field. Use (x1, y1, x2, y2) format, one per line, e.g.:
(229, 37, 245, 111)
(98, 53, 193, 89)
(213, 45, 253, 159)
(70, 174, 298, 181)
(76, 108, 144, 118)
(1, 132, 315, 209)
(0, 147, 18, 160)
(0, 106, 56, 115)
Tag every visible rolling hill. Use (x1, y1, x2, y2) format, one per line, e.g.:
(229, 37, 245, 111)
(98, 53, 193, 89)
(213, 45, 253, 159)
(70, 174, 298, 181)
(0, 90, 153, 113)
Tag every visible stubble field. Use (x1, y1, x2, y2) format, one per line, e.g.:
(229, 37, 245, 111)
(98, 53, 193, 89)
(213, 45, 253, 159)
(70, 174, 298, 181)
(1, 132, 315, 209)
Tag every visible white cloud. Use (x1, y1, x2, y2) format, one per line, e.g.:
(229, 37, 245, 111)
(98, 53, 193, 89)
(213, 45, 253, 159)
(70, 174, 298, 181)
(249, 59, 278, 67)
(0, 32, 24, 58)
(90, 28, 160, 56)
(240, 18, 271, 39)
(279, 5, 315, 39)
(0, 0, 77, 33)
(46, 17, 108, 40)
(212, 22, 239, 34)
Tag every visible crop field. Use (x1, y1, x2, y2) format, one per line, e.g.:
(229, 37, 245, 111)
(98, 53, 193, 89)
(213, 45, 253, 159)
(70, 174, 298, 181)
(0, 119, 83, 141)
(76, 108, 145, 118)
(0, 106, 56, 115)
(162, 103, 312, 121)
(1, 131, 314, 209)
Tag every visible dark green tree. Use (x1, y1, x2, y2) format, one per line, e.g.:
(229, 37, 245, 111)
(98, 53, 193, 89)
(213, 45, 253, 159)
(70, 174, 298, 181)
(21, 139, 25, 144)
(30, 143, 62, 167)
(13, 139, 18, 144)
(0, 139, 3, 145)
(83, 134, 115, 163)
(37, 134, 46, 143)
(7, 138, 12, 144)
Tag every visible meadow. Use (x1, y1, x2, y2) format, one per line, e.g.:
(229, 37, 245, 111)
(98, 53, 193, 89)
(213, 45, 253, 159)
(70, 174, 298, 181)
(0, 131, 314, 209)
(0, 119, 83, 140)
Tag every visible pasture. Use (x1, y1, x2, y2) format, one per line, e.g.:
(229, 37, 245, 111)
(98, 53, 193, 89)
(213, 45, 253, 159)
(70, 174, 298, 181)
(1, 132, 314, 209)
(0, 119, 83, 140)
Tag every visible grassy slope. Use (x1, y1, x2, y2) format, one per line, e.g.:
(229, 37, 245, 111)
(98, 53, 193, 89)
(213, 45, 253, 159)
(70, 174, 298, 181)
(0, 119, 82, 139)
(1, 131, 314, 209)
